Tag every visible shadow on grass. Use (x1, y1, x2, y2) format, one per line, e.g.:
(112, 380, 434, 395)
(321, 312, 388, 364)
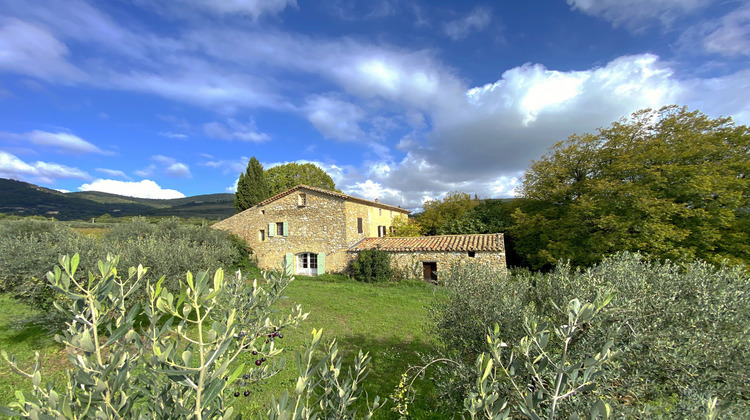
(2, 314, 62, 350)
(331, 332, 455, 420)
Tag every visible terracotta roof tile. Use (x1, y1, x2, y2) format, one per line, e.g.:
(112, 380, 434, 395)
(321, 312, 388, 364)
(349, 233, 505, 252)
(255, 185, 410, 214)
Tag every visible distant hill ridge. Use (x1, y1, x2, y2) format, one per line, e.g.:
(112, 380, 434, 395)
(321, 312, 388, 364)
(0, 178, 235, 220)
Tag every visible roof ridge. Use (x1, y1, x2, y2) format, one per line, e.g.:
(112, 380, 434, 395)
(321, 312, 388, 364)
(254, 184, 410, 213)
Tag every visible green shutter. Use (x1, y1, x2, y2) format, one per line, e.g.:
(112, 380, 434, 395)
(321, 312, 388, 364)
(283, 222, 289, 237)
(284, 253, 294, 276)
(268, 222, 275, 237)
(317, 252, 325, 275)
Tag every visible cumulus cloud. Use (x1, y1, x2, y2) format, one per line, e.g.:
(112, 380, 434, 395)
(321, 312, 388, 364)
(408, 54, 680, 187)
(0, 18, 84, 82)
(353, 53, 750, 210)
(304, 94, 365, 141)
(0, 151, 91, 184)
(203, 119, 270, 142)
(567, 0, 710, 29)
(344, 179, 407, 208)
(443, 6, 492, 40)
(78, 179, 185, 199)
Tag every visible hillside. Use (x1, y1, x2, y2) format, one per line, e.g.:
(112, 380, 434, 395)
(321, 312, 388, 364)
(0, 178, 236, 220)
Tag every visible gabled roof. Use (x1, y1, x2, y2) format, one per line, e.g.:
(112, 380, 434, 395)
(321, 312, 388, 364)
(255, 184, 410, 214)
(349, 233, 504, 252)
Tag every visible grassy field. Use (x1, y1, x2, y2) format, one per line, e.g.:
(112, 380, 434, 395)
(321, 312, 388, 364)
(0, 274, 447, 418)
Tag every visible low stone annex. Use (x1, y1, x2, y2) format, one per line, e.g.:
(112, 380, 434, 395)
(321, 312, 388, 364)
(349, 233, 506, 282)
(212, 184, 506, 280)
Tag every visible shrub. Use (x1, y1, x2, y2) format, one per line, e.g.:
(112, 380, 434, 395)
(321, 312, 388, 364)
(349, 249, 393, 283)
(426, 253, 750, 417)
(0, 218, 253, 317)
(2, 255, 380, 419)
(0, 220, 97, 305)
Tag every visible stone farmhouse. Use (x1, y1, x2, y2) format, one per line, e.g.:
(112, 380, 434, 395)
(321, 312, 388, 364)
(213, 185, 506, 280)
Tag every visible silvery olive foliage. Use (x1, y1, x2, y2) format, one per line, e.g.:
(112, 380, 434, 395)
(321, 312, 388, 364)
(267, 329, 381, 420)
(1, 254, 378, 419)
(427, 254, 748, 418)
(463, 295, 618, 420)
(393, 295, 619, 420)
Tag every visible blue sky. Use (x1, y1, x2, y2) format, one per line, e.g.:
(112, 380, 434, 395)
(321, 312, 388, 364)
(0, 0, 748, 210)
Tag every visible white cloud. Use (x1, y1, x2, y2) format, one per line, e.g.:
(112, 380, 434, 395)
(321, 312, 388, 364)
(567, 0, 710, 29)
(424, 54, 681, 179)
(304, 94, 365, 141)
(0, 150, 90, 184)
(702, 4, 750, 57)
(163, 0, 297, 20)
(151, 155, 192, 178)
(200, 156, 250, 175)
(0, 18, 83, 82)
(1, 130, 111, 155)
(203, 119, 270, 142)
(443, 6, 492, 40)
(226, 178, 239, 193)
(78, 179, 185, 199)
(96, 168, 130, 179)
(159, 131, 188, 139)
(110, 70, 283, 112)
(345, 179, 404, 206)
(354, 53, 750, 210)
(134, 164, 156, 178)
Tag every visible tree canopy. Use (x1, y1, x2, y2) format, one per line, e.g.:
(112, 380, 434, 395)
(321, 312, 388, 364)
(416, 191, 479, 235)
(234, 157, 269, 212)
(511, 106, 750, 269)
(265, 162, 338, 196)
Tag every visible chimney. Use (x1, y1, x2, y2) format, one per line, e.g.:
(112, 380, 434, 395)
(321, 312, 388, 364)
(374, 198, 379, 202)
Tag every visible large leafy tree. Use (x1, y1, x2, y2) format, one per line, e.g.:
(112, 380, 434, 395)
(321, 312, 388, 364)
(512, 106, 750, 269)
(234, 157, 270, 212)
(416, 191, 479, 235)
(265, 162, 337, 196)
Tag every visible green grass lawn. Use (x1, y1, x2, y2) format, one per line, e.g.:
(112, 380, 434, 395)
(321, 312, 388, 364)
(0, 275, 448, 419)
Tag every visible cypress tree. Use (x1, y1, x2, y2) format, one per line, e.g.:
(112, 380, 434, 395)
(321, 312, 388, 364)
(234, 157, 270, 212)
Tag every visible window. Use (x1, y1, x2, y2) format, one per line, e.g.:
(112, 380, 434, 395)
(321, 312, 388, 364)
(298, 193, 307, 206)
(468, 251, 476, 258)
(269, 222, 288, 237)
(259, 230, 265, 241)
(260, 209, 265, 215)
(378, 225, 386, 237)
(389, 226, 395, 235)
(357, 217, 363, 234)
(379, 208, 382, 216)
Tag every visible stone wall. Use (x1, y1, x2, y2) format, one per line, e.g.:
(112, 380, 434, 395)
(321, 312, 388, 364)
(213, 189, 348, 272)
(212, 188, 410, 274)
(388, 250, 506, 282)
